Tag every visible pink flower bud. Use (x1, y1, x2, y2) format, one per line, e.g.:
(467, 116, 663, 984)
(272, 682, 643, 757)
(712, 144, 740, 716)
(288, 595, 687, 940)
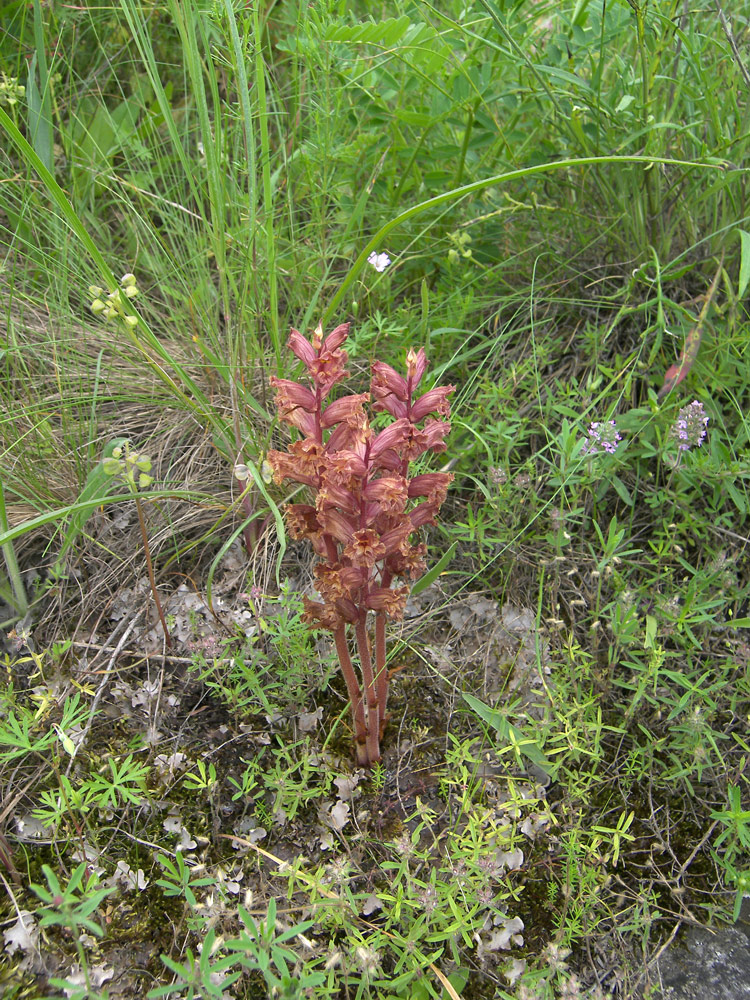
(288, 328, 316, 366)
(406, 347, 428, 387)
(371, 360, 408, 401)
(323, 322, 350, 353)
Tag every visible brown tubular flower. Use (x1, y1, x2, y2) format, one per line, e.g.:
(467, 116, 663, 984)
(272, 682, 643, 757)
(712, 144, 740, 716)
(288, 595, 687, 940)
(370, 419, 411, 459)
(408, 472, 454, 508)
(386, 541, 427, 580)
(364, 475, 409, 519)
(371, 361, 409, 418)
(316, 480, 359, 517)
(267, 439, 324, 487)
(421, 418, 451, 453)
(321, 393, 370, 428)
(285, 504, 321, 540)
(344, 529, 386, 569)
(268, 324, 455, 768)
(366, 585, 409, 620)
(302, 598, 341, 631)
(411, 385, 455, 421)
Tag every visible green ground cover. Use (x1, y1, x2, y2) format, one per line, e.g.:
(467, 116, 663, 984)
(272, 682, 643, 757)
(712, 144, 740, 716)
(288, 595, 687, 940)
(0, 1, 749, 997)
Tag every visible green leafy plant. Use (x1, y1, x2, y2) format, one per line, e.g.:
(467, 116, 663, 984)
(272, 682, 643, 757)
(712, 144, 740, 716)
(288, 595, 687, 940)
(31, 863, 115, 1000)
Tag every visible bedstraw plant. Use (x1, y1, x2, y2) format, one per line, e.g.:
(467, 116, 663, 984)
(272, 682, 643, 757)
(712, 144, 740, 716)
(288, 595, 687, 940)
(267, 322, 454, 766)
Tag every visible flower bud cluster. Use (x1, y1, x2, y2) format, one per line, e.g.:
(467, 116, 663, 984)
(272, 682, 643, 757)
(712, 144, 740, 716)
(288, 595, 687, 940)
(0, 73, 25, 107)
(582, 419, 621, 455)
(89, 273, 139, 327)
(267, 323, 455, 632)
(103, 440, 153, 491)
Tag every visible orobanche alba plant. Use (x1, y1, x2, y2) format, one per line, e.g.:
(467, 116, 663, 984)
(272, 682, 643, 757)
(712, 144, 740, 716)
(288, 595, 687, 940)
(267, 322, 455, 765)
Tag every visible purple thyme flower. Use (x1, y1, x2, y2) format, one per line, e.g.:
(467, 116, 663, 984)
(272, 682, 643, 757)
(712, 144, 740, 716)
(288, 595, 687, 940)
(582, 420, 621, 455)
(670, 400, 709, 451)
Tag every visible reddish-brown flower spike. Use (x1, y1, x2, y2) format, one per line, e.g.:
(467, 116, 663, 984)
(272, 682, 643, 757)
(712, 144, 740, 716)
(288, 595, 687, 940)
(268, 321, 455, 767)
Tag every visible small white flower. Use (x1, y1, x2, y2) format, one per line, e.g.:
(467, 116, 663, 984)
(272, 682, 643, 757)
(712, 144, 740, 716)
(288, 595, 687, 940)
(367, 251, 391, 272)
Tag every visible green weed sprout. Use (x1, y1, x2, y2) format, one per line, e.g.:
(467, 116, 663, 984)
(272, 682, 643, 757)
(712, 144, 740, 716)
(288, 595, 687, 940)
(0, 73, 25, 107)
(31, 862, 115, 1000)
(267, 322, 454, 766)
(103, 440, 171, 647)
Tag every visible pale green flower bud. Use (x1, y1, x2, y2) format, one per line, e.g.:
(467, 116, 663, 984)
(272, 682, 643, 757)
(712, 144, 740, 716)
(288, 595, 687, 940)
(89, 285, 103, 297)
(123, 314, 139, 327)
(122, 285, 138, 298)
(138, 473, 153, 489)
(102, 457, 122, 476)
(120, 273, 137, 287)
(90, 299, 107, 314)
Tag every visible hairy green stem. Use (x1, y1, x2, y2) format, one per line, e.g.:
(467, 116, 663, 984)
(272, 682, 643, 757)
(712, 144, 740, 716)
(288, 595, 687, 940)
(134, 496, 172, 649)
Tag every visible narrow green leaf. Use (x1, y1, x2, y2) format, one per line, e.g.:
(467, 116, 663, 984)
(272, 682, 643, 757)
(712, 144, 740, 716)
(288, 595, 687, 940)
(738, 229, 750, 298)
(462, 692, 553, 775)
(411, 542, 456, 596)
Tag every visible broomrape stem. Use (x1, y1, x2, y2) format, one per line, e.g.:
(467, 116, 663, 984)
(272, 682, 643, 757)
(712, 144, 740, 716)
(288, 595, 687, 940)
(355, 614, 381, 765)
(333, 624, 368, 763)
(374, 612, 388, 738)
